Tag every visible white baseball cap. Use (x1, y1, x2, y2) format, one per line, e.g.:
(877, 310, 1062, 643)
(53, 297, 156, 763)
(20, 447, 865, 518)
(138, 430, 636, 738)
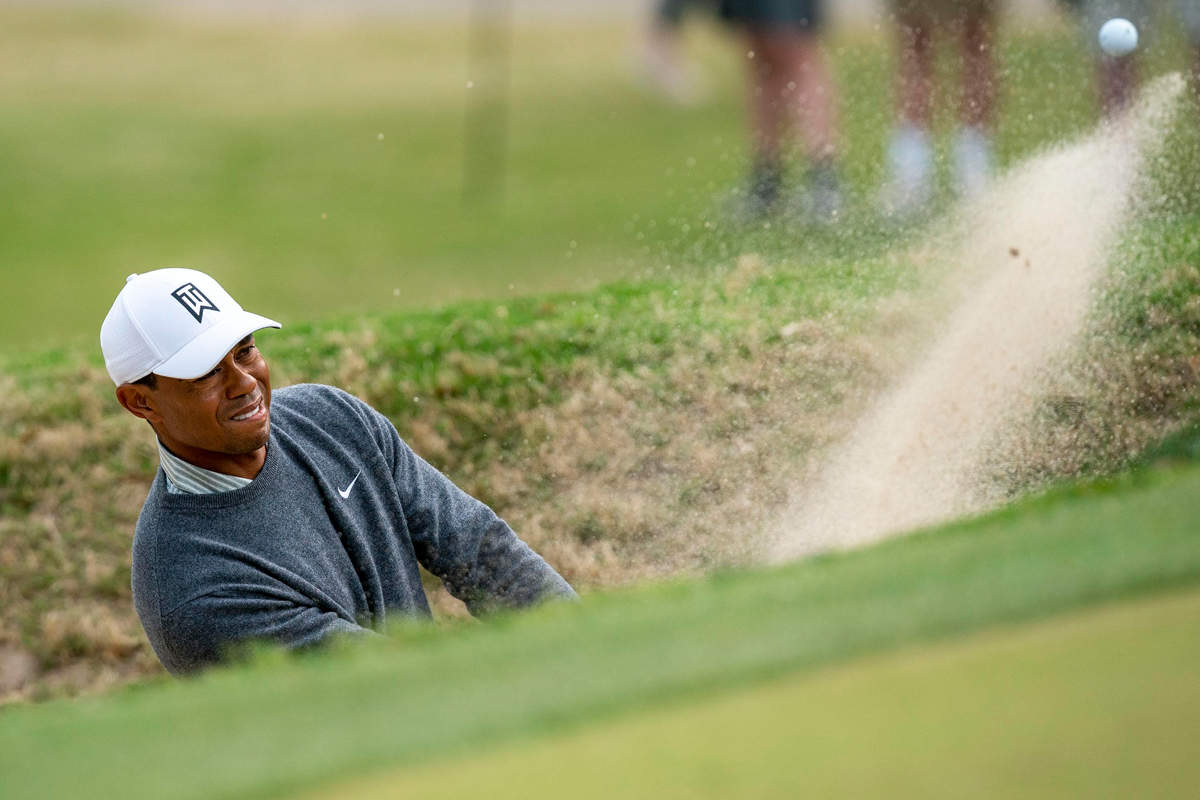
(100, 268, 281, 386)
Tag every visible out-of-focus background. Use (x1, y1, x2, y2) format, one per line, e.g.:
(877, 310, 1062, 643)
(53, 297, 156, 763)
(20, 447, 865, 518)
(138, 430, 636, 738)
(0, 0, 1076, 354)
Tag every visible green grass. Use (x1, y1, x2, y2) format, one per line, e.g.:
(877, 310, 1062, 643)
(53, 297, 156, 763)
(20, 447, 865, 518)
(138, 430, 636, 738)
(313, 586, 1200, 799)
(1, 9, 1182, 353)
(2, 453, 1200, 799)
(0, 10, 741, 352)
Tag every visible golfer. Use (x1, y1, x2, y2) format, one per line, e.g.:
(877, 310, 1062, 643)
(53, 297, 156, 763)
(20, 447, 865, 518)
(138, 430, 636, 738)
(101, 268, 576, 674)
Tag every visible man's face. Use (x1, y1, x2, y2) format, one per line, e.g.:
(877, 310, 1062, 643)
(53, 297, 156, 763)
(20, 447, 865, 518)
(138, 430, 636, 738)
(118, 335, 272, 474)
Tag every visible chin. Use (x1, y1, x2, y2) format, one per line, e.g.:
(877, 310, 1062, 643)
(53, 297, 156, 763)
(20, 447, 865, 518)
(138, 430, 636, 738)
(228, 423, 270, 454)
(245, 425, 271, 452)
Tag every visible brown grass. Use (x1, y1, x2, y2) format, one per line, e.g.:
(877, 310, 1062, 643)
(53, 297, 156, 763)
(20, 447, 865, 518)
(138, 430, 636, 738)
(1, 250, 1195, 705)
(982, 262, 1200, 493)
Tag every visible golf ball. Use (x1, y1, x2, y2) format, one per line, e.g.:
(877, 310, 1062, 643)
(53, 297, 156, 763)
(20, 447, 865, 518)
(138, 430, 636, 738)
(1099, 18, 1138, 57)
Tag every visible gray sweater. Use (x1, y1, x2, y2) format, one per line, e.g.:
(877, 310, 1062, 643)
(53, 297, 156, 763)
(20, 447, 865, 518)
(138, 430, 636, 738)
(131, 383, 576, 674)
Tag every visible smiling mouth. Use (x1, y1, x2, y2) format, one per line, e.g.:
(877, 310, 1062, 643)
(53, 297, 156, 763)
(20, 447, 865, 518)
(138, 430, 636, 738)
(230, 400, 266, 422)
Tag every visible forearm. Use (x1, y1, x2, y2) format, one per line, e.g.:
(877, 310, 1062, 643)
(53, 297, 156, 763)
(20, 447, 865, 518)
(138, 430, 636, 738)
(438, 515, 578, 615)
(370, 401, 577, 614)
(157, 594, 372, 674)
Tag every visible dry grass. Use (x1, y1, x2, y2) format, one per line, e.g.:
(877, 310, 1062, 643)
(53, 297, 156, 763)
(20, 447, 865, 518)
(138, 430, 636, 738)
(0, 363, 161, 701)
(0, 255, 905, 702)
(982, 260, 1200, 494)
(1, 243, 1196, 705)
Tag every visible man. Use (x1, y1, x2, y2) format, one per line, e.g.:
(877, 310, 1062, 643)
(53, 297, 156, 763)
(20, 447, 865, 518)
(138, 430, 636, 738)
(101, 268, 576, 675)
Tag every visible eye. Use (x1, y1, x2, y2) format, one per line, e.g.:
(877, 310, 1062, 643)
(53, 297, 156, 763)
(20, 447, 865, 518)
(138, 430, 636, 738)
(237, 344, 257, 360)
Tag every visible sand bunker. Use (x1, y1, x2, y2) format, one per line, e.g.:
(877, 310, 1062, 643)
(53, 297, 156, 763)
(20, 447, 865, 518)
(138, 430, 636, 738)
(770, 73, 1186, 560)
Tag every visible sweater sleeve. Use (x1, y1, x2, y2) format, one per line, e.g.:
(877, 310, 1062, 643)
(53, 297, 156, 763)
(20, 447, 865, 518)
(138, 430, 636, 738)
(157, 591, 373, 675)
(374, 414, 578, 615)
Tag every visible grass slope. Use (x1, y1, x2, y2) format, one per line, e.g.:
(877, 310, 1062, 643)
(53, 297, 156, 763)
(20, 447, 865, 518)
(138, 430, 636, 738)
(2, 452, 1200, 799)
(313, 587, 1200, 800)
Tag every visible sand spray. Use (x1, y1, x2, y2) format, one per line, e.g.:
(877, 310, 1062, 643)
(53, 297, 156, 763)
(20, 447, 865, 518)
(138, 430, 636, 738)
(770, 73, 1186, 560)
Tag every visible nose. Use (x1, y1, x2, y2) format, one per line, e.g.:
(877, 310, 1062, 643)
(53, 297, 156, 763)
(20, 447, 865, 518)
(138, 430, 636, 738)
(223, 358, 258, 399)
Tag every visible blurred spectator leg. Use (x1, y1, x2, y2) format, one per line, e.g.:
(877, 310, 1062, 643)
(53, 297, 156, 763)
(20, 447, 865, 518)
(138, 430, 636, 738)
(785, 29, 841, 220)
(1099, 53, 1138, 116)
(1082, 0, 1144, 117)
(954, 3, 996, 198)
(881, 5, 934, 217)
(724, 0, 836, 222)
(745, 26, 787, 216)
(1193, 43, 1200, 106)
(1183, 0, 1200, 106)
(643, 0, 707, 104)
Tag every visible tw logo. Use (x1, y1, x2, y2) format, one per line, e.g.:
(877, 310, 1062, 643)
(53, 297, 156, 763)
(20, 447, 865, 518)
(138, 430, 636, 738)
(171, 283, 220, 323)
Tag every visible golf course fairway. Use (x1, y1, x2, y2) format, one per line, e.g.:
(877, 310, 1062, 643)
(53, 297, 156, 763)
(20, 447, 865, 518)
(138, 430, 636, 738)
(311, 586, 1200, 799)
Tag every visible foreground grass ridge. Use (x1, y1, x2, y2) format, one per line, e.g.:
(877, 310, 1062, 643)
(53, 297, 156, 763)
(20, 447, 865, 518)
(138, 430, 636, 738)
(309, 587, 1200, 799)
(2, 455, 1199, 799)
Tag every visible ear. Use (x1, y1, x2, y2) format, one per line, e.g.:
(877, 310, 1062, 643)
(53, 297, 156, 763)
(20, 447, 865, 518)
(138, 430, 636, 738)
(116, 383, 163, 423)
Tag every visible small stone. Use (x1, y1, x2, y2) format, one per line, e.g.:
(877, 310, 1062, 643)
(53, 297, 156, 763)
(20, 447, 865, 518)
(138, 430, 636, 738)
(0, 646, 37, 694)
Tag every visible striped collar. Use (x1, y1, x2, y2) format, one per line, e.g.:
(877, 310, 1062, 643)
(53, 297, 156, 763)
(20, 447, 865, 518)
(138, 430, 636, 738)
(157, 440, 254, 495)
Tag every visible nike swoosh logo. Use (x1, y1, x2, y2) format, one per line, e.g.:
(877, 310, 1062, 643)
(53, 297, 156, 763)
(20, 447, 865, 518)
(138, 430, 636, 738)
(337, 471, 361, 499)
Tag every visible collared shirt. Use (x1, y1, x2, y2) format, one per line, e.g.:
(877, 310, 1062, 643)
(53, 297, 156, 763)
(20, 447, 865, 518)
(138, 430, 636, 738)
(157, 440, 253, 495)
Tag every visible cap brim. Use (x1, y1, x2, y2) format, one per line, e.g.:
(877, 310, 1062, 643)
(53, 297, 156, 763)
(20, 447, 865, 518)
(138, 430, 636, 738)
(153, 312, 281, 380)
